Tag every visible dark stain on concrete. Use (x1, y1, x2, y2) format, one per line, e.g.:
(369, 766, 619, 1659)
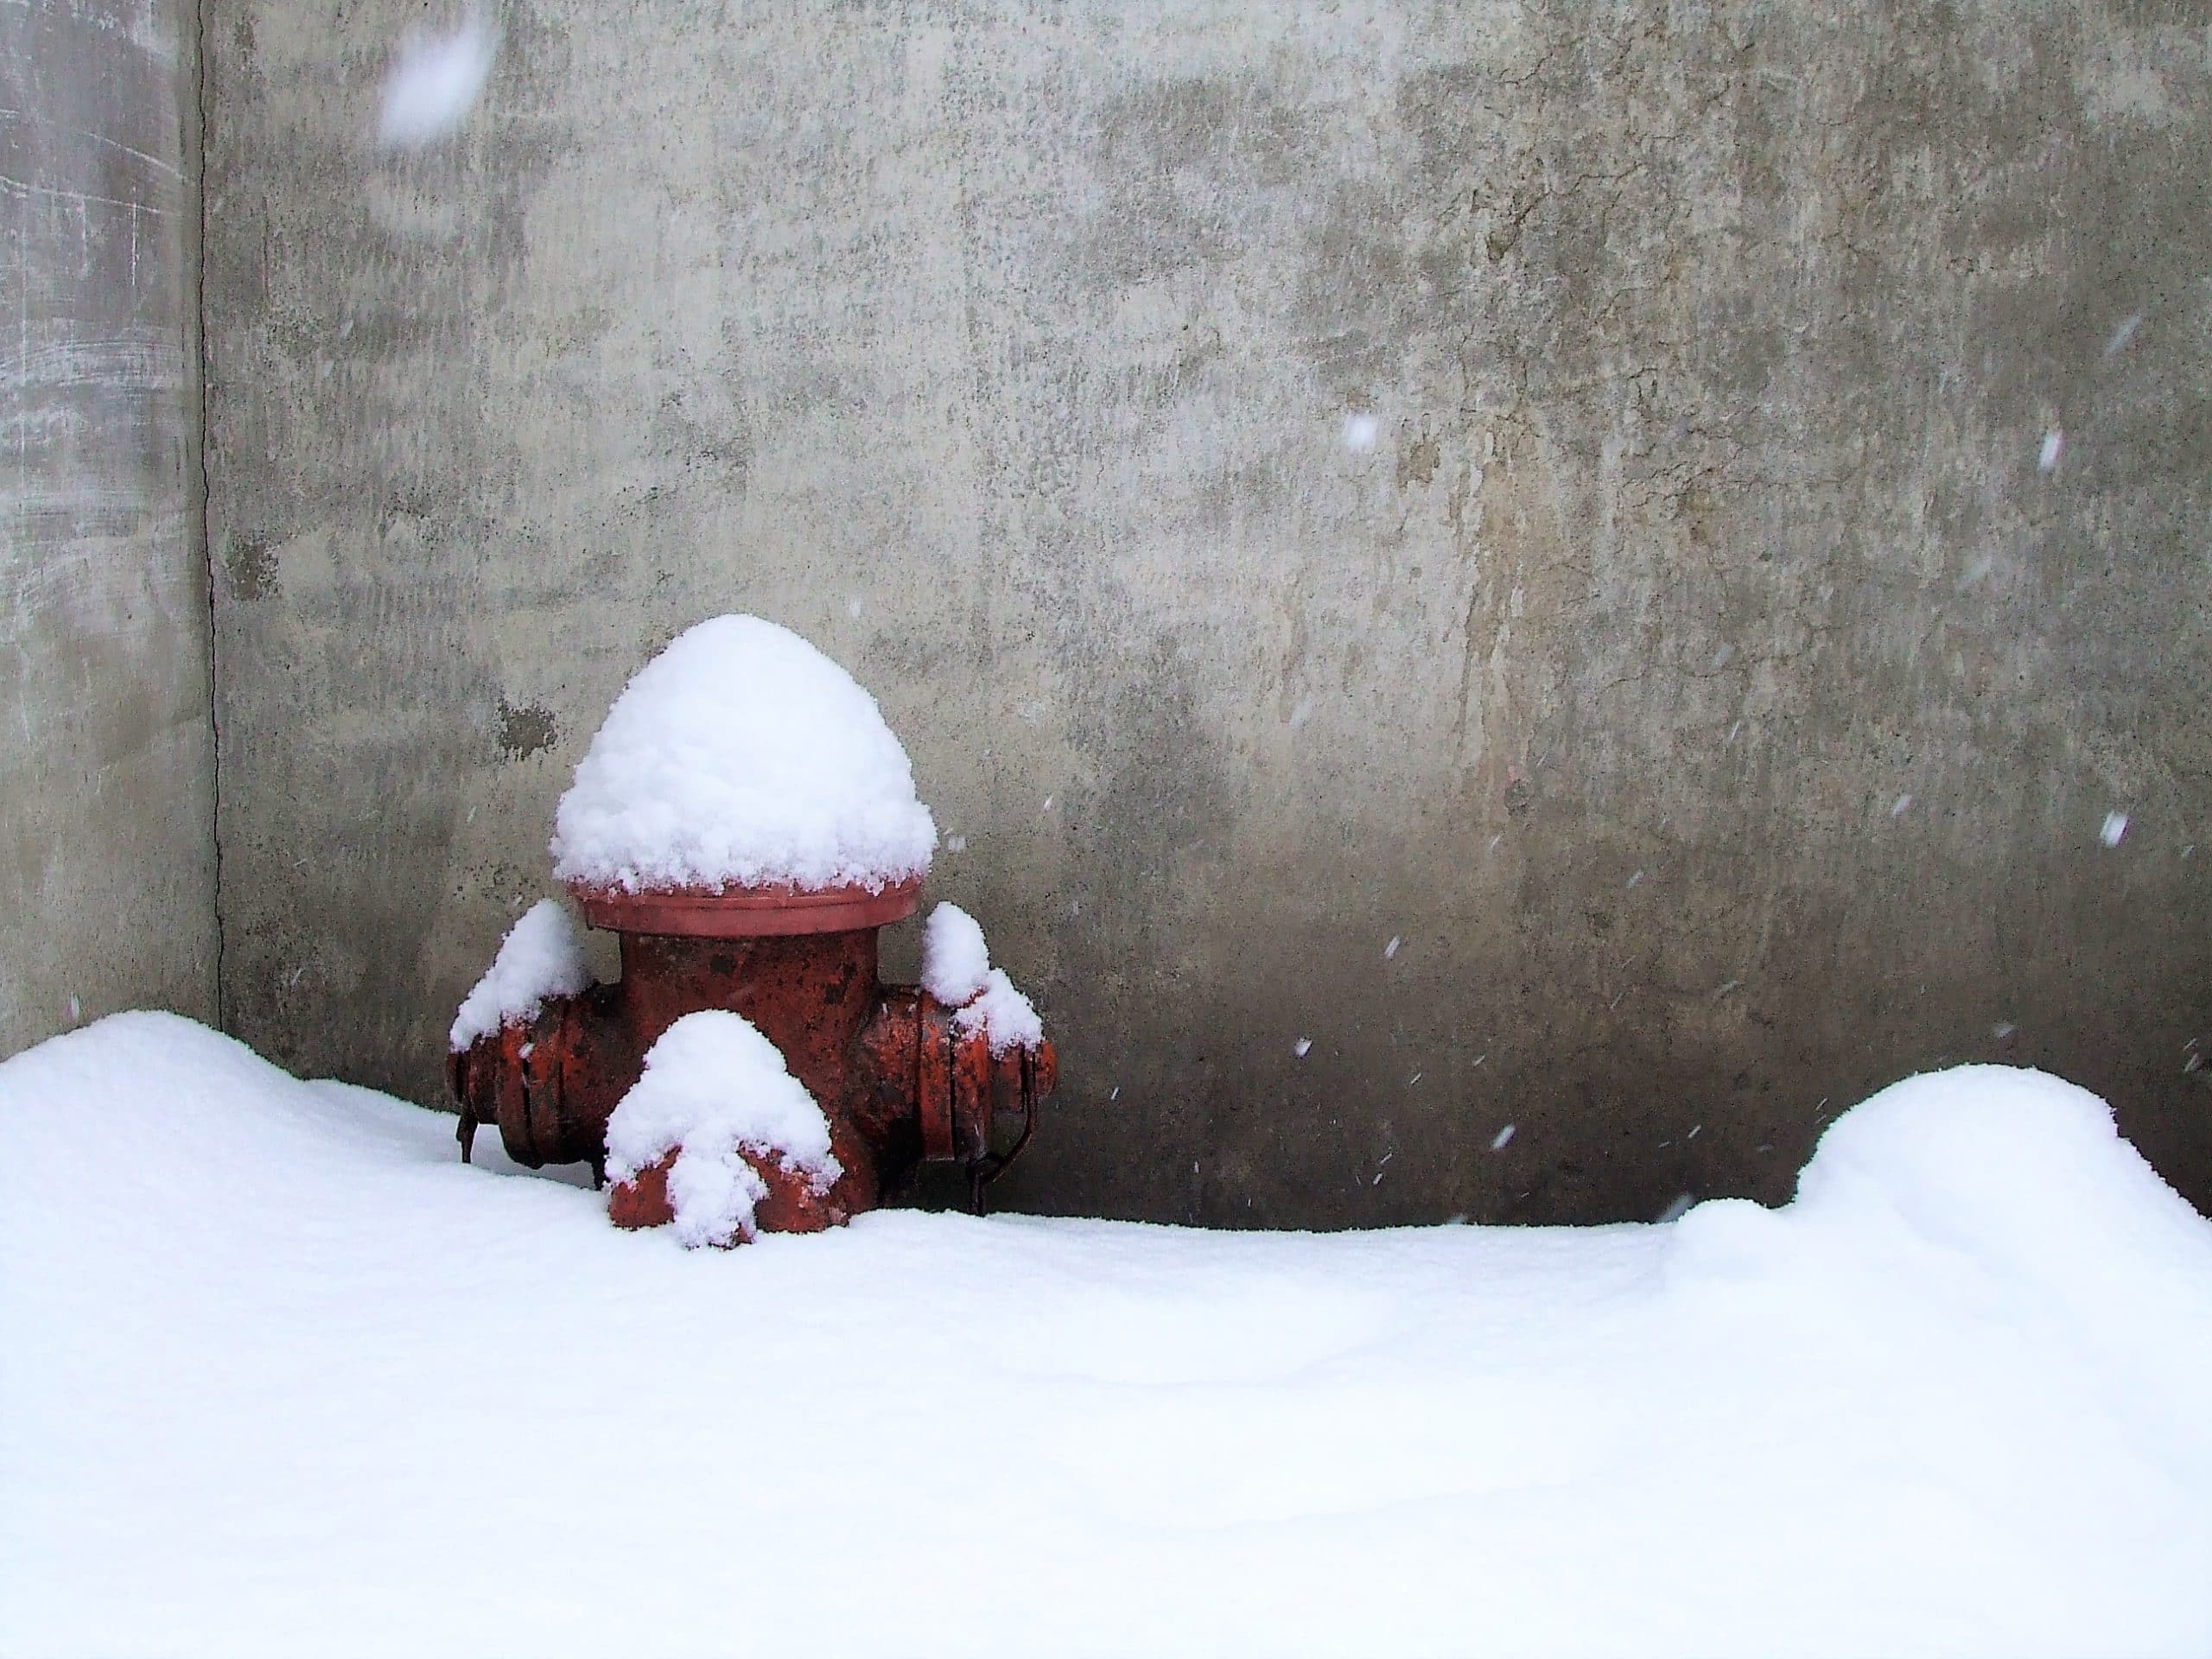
(1397, 426, 1441, 489)
(495, 698, 559, 761)
(226, 538, 278, 601)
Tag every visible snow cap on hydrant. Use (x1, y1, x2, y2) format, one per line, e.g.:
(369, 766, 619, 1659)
(447, 613, 1055, 1245)
(550, 613, 937, 898)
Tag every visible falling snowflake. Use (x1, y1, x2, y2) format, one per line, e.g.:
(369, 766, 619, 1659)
(2101, 811, 2129, 849)
(376, 14, 498, 150)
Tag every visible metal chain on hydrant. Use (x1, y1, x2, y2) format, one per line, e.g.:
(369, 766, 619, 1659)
(966, 1046, 1040, 1216)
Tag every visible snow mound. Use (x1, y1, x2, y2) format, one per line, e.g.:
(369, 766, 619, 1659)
(1679, 1065, 2212, 1300)
(1669, 1064, 2212, 1518)
(954, 967, 1044, 1056)
(603, 1011, 841, 1248)
(921, 902, 990, 1006)
(550, 615, 937, 896)
(448, 899, 589, 1051)
(1795, 1065, 2200, 1252)
(5, 1023, 2210, 1658)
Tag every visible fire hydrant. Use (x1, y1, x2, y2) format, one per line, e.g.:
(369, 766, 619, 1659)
(449, 874, 1055, 1227)
(447, 613, 1055, 1239)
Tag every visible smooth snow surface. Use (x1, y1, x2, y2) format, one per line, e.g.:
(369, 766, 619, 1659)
(550, 615, 937, 896)
(604, 1012, 840, 1248)
(921, 901, 991, 1006)
(447, 898, 589, 1051)
(5, 1020, 2211, 1658)
(375, 15, 496, 149)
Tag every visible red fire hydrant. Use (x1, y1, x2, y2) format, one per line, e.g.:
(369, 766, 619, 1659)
(448, 874, 1055, 1229)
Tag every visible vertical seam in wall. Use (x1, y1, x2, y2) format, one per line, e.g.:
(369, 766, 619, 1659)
(192, 0, 225, 1029)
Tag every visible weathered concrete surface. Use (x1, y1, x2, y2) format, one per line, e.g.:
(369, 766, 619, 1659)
(207, 3, 2211, 1223)
(1, 0, 215, 1056)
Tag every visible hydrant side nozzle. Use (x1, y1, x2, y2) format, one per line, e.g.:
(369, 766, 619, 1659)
(448, 994, 615, 1173)
(910, 991, 1010, 1166)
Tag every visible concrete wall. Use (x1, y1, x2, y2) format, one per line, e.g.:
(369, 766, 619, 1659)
(206, 1, 2211, 1224)
(1, 0, 215, 1056)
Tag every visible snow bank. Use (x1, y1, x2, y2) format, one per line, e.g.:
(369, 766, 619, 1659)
(921, 902, 990, 1006)
(1669, 1065, 2212, 1455)
(919, 900, 1044, 1053)
(604, 1011, 841, 1248)
(550, 615, 936, 897)
(447, 898, 589, 1051)
(3, 1022, 2209, 1659)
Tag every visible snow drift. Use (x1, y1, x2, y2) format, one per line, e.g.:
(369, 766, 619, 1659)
(549, 614, 937, 896)
(3, 1014, 2208, 1658)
